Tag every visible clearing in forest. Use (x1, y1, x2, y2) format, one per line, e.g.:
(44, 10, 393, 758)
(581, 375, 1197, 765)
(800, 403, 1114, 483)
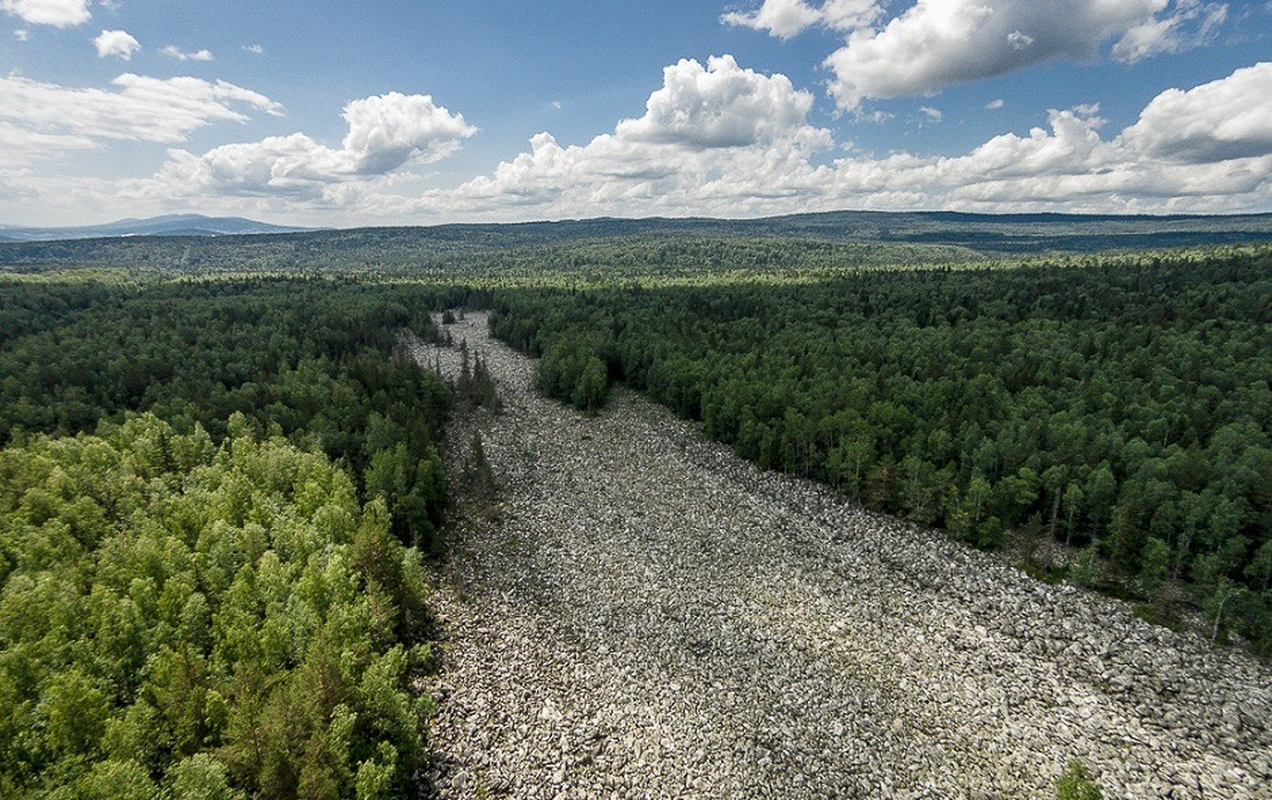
(414, 312, 1269, 800)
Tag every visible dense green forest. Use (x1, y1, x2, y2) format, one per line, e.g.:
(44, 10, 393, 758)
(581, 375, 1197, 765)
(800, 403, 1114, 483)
(0, 232, 983, 282)
(488, 248, 1272, 651)
(0, 417, 432, 800)
(4, 209, 1270, 279)
(0, 279, 472, 547)
(0, 277, 481, 799)
(1, 225, 1270, 799)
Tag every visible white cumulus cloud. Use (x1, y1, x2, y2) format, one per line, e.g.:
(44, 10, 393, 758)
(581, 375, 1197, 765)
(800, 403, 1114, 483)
(145, 92, 476, 200)
(615, 55, 821, 148)
(722, 0, 822, 38)
(1119, 61, 1272, 163)
(770, 0, 1236, 111)
(94, 29, 139, 60)
(423, 56, 835, 217)
(341, 92, 477, 172)
(1, 0, 90, 27)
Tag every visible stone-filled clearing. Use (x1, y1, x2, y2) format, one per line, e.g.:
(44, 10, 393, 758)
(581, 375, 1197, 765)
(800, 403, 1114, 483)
(412, 313, 1270, 800)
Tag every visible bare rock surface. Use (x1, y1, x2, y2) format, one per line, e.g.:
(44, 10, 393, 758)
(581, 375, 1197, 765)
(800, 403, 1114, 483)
(411, 312, 1270, 800)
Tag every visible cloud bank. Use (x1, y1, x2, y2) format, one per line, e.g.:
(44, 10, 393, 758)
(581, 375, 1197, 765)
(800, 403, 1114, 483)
(417, 57, 1271, 219)
(405, 55, 834, 216)
(145, 92, 477, 200)
(1120, 61, 1272, 163)
(11, 55, 1268, 224)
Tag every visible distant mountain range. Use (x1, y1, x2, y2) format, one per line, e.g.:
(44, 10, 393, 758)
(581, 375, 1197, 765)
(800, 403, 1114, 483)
(0, 214, 317, 242)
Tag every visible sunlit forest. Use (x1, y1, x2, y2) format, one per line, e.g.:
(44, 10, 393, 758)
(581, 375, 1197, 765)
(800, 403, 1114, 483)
(1, 221, 1269, 797)
(0, 279, 467, 799)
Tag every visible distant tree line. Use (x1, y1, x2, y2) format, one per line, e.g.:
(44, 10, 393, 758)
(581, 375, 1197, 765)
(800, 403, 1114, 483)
(489, 251, 1272, 652)
(4, 210, 1270, 277)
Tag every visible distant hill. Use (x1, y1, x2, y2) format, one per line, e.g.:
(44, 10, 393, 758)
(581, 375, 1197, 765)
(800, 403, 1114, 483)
(434, 209, 1272, 251)
(273, 209, 1272, 253)
(0, 209, 1269, 275)
(0, 214, 317, 241)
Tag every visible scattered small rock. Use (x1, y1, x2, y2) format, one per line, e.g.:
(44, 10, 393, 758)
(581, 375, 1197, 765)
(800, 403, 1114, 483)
(411, 314, 1272, 800)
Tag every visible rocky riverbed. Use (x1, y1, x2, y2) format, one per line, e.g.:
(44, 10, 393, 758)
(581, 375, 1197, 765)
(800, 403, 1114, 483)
(410, 312, 1270, 800)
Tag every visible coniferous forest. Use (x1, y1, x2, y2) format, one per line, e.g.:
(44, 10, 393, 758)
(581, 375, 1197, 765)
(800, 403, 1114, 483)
(0, 279, 471, 799)
(0, 226, 1270, 798)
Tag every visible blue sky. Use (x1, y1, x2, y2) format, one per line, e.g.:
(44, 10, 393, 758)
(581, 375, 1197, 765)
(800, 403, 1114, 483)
(0, 0, 1269, 226)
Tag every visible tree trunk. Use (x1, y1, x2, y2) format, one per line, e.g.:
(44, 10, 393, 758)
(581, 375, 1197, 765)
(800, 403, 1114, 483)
(1048, 487, 1061, 543)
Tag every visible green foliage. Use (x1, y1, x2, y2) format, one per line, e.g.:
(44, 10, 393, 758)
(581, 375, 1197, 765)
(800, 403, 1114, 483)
(0, 417, 432, 799)
(1138, 537, 1173, 607)
(0, 278, 453, 548)
(0, 277, 463, 796)
(1055, 760, 1103, 800)
(72, 758, 159, 800)
(365, 443, 445, 548)
(537, 335, 611, 413)
(490, 250, 1272, 649)
(4, 212, 1270, 282)
(455, 349, 501, 412)
(168, 754, 245, 800)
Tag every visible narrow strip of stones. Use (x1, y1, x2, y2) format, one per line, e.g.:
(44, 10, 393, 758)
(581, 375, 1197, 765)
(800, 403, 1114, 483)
(412, 312, 1270, 800)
